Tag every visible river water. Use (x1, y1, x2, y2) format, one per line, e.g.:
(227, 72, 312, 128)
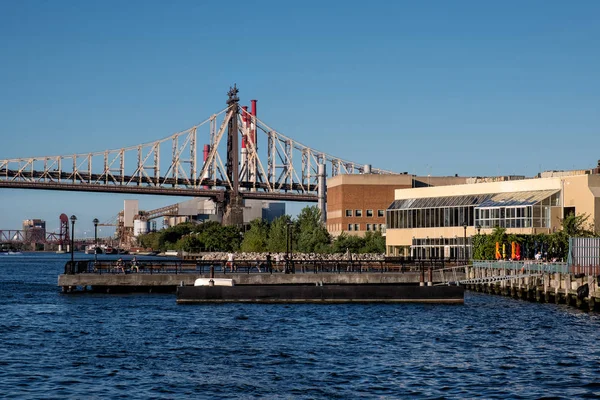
(1, 252, 600, 399)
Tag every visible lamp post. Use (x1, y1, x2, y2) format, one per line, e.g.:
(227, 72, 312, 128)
(290, 223, 294, 274)
(462, 221, 468, 262)
(93, 218, 99, 264)
(285, 222, 292, 274)
(70, 215, 77, 271)
(476, 224, 481, 235)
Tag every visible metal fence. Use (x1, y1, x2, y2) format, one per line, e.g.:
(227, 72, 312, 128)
(64, 258, 444, 275)
(568, 237, 600, 268)
(472, 260, 569, 274)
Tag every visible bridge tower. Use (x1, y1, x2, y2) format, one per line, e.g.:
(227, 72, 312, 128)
(58, 213, 69, 252)
(222, 84, 245, 227)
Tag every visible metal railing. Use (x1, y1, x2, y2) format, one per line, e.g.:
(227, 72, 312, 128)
(472, 260, 569, 274)
(63, 258, 461, 275)
(64, 259, 184, 275)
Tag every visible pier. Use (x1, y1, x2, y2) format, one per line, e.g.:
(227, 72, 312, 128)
(58, 257, 466, 303)
(457, 261, 600, 311)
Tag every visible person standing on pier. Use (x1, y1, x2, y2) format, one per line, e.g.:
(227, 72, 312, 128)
(346, 248, 353, 272)
(266, 253, 273, 274)
(274, 253, 281, 272)
(227, 252, 235, 272)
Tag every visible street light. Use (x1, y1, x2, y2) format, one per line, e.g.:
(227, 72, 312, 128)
(93, 218, 99, 264)
(462, 221, 468, 262)
(476, 224, 481, 235)
(286, 221, 294, 274)
(70, 215, 77, 271)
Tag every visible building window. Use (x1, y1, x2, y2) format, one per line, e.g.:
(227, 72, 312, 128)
(378, 210, 384, 217)
(348, 224, 353, 231)
(366, 209, 373, 217)
(475, 205, 533, 229)
(354, 224, 360, 231)
(380, 224, 385, 232)
(366, 224, 371, 231)
(345, 209, 352, 217)
(355, 210, 362, 217)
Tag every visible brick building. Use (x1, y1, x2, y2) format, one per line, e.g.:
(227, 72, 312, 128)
(326, 174, 471, 238)
(326, 174, 413, 237)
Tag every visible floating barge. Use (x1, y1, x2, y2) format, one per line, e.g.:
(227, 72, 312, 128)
(176, 283, 464, 304)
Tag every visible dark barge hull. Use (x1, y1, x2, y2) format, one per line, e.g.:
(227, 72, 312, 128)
(176, 284, 464, 304)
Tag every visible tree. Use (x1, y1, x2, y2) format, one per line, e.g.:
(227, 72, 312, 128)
(149, 222, 194, 250)
(472, 227, 507, 260)
(361, 231, 386, 253)
(331, 232, 364, 254)
(137, 231, 161, 250)
(562, 213, 596, 237)
(199, 223, 241, 252)
(266, 215, 292, 252)
(295, 206, 330, 253)
(175, 234, 203, 252)
(240, 219, 269, 252)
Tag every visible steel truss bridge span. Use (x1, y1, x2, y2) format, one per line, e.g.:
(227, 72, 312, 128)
(0, 85, 396, 224)
(0, 174, 318, 202)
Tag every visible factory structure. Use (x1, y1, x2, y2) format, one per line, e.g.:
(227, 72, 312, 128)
(116, 198, 285, 247)
(22, 219, 47, 246)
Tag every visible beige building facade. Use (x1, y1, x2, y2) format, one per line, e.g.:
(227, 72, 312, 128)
(386, 173, 600, 258)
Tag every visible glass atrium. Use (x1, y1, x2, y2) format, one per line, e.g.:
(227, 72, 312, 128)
(386, 190, 561, 259)
(387, 190, 560, 230)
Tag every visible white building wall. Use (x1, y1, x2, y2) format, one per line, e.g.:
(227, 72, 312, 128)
(123, 200, 139, 228)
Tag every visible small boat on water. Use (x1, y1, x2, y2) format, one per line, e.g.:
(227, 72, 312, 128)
(85, 245, 103, 255)
(0, 249, 22, 255)
(100, 246, 129, 255)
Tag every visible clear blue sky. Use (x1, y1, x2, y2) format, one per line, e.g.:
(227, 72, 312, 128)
(1, 0, 599, 235)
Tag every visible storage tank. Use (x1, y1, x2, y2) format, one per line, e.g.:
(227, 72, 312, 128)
(133, 219, 149, 237)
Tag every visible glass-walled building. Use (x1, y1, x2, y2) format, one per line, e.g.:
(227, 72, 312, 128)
(387, 190, 560, 230)
(385, 173, 600, 258)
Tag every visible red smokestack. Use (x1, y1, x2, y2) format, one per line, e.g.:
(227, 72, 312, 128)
(250, 100, 257, 145)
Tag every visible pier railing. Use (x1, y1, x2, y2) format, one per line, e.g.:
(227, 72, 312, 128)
(63, 258, 467, 275)
(64, 259, 184, 275)
(472, 260, 569, 274)
(66, 259, 576, 276)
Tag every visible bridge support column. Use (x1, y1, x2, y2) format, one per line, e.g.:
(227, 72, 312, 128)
(222, 84, 244, 227)
(223, 193, 244, 228)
